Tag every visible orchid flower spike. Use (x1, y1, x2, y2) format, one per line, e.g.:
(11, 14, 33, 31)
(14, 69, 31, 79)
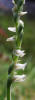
(15, 63, 27, 70)
(8, 27, 16, 32)
(15, 49, 25, 57)
(6, 36, 15, 42)
(19, 11, 27, 16)
(14, 75, 26, 82)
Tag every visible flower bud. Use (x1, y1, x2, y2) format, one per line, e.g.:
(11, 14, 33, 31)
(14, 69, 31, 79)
(14, 0, 23, 8)
(18, 29, 24, 41)
(17, 0, 23, 8)
(17, 20, 24, 33)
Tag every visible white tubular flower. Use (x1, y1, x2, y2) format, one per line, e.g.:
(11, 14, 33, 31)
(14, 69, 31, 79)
(6, 36, 15, 42)
(14, 75, 26, 82)
(18, 20, 24, 27)
(15, 49, 25, 57)
(15, 63, 27, 70)
(8, 27, 16, 32)
(12, 0, 15, 4)
(19, 11, 27, 16)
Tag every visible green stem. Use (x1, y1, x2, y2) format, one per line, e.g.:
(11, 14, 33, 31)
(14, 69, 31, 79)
(7, 86, 11, 100)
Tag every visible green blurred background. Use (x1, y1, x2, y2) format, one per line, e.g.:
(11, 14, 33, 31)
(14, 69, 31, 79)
(0, 12, 35, 100)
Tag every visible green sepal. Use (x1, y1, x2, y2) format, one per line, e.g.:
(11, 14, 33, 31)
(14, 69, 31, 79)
(17, 0, 23, 9)
(14, 0, 23, 7)
(7, 75, 13, 88)
(17, 24, 23, 33)
(8, 62, 14, 74)
(13, 12, 18, 22)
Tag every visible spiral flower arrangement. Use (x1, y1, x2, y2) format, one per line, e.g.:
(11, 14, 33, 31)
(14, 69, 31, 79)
(6, 0, 27, 100)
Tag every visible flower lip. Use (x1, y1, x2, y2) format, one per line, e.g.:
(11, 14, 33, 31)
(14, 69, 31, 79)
(8, 27, 16, 32)
(16, 49, 24, 53)
(15, 63, 27, 70)
(6, 36, 15, 42)
(14, 75, 26, 82)
(19, 11, 28, 16)
(15, 49, 25, 57)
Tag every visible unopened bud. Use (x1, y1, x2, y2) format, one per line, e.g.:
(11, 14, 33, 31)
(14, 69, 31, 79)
(14, 0, 23, 8)
(17, 20, 24, 33)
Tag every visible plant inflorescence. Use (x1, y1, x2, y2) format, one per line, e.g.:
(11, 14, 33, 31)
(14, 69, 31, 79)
(6, 0, 27, 100)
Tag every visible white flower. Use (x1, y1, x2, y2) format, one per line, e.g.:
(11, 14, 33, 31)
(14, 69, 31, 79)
(8, 27, 16, 32)
(19, 11, 27, 16)
(12, 0, 15, 4)
(14, 75, 26, 82)
(15, 63, 27, 70)
(6, 36, 15, 42)
(18, 20, 24, 27)
(15, 49, 25, 57)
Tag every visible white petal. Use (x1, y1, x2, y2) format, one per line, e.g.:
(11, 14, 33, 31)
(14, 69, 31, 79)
(15, 49, 25, 57)
(6, 36, 15, 42)
(14, 75, 26, 82)
(8, 27, 16, 32)
(15, 79, 26, 82)
(16, 53, 25, 57)
(15, 63, 27, 70)
(19, 11, 27, 16)
(16, 49, 24, 53)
